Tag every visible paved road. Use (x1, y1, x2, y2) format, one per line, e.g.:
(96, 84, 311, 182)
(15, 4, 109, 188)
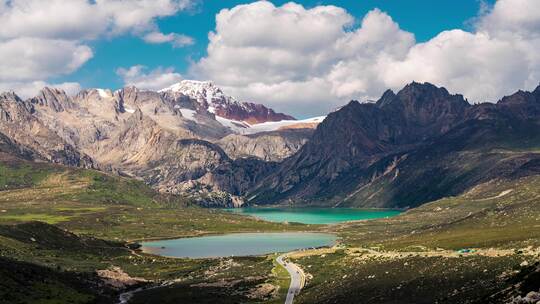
(276, 254, 305, 304)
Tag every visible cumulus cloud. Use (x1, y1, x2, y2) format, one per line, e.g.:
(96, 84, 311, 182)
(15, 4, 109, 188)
(477, 0, 540, 38)
(0, 0, 192, 40)
(0, 0, 193, 97)
(117, 65, 183, 90)
(192, 0, 540, 116)
(97, 0, 193, 36)
(143, 31, 195, 47)
(0, 38, 93, 82)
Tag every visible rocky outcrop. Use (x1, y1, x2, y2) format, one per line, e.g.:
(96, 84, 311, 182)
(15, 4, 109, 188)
(28, 87, 77, 112)
(217, 129, 313, 161)
(169, 156, 278, 208)
(0, 132, 39, 161)
(213, 101, 295, 124)
(0, 92, 94, 168)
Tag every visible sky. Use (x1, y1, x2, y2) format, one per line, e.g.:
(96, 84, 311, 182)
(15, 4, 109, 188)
(1, 0, 540, 117)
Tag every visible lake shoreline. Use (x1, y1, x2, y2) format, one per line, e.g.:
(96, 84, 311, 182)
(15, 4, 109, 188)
(225, 207, 403, 225)
(140, 232, 339, 259)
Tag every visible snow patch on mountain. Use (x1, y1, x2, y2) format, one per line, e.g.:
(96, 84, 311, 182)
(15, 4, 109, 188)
(216, 115, 325, 135)
(96, 89, 112, 98)
(179, 108, 197, 122)
(243, 116, 325, 134)
(160, 80, 246, 109)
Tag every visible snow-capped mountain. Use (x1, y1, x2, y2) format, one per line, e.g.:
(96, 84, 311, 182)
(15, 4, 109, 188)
(160, 80, 296, 124)
(0, 81, 326, 207)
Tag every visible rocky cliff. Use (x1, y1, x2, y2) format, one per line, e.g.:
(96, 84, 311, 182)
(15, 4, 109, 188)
(0, 92, 94, 168)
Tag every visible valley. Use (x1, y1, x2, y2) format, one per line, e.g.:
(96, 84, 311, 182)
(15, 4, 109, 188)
(0, 81, 539, 304)
(1, 155, 538, 303)
(3, 0, 540, 303)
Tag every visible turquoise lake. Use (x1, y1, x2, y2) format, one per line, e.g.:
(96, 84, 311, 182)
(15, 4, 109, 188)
(226, 208, 402, 224)
(141, 233, 337, 258)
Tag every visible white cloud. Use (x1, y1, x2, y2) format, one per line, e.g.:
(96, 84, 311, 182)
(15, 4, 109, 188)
(194, 1, 355, 88)
(98, 0, 193, 35)
(477, 0, 540, 38)
(0, 0, 192, 40)
(0, 0, 193, 97)
(0, 38, 93, 82)
(0, 0, 105, 40)
(223, 79, 336, 116)
(117, 65, 182, 90)
(193, 0, 540, 116)
(143, 31, 194, 47)
(379, 30, 534, 103)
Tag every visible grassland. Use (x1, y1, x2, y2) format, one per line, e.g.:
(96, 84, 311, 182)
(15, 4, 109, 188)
(294, 252, 526, 304)
(332, 176, 540, 250)
(0, 154, 302, 303)
(0, 154, 310, 241)
(286, 176, 540, 303)
(1, 151, 540, 304)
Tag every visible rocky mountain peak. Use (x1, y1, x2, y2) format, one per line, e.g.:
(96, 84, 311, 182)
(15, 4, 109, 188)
(378, 82, 470, 128)
(114, 86, 140, 103)
(375, 89, 396, 107)
(160, 80, 243, 117)
(0, 92, 22, 103)
(534, 84, 540, 98)
(0, 92, 35, 121)
(161, 80, 226, 106)
(160, 80, 295, 124)
(0, 92, 22, 121)
(494, 86, 540, 120)
(499, 89, 537, 105)
(79, 88, 114, 100)
(395, 82, 467, 107)
(248, 83, 540, 207)
(29, 87, 75, 112)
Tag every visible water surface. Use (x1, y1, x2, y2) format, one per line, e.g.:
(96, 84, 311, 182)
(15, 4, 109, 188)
(226, 207, 401, 224)
(141, 232, 336, 258)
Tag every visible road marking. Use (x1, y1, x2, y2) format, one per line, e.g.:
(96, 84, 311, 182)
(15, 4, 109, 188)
(277, 254, 306, 304)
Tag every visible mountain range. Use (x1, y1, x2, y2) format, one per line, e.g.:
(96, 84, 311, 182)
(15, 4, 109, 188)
(1, 80, 539, 208)
(249, 82, 540, 208)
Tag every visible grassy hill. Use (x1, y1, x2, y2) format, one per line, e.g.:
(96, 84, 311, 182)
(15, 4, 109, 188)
(0, 152, 307, 241)
(0, 153, 307, 304)
(292, 176, 540, 303)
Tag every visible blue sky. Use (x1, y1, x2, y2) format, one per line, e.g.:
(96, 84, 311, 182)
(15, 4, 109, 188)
(56, 0, 493, 90)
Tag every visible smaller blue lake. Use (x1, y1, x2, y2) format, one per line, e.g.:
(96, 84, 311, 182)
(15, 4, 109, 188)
(141, 233, 337, 259)
(226, 208, 402, 224)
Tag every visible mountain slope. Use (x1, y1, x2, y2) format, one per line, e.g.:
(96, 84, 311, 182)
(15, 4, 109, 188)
(0, 92, 95, 168)
(248, 83, 540, 208)
(0, 82, 317, 206)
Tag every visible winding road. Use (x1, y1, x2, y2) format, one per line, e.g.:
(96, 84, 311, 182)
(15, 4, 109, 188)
(276, 254, 306, 304)
(119, 254, 307, 304)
